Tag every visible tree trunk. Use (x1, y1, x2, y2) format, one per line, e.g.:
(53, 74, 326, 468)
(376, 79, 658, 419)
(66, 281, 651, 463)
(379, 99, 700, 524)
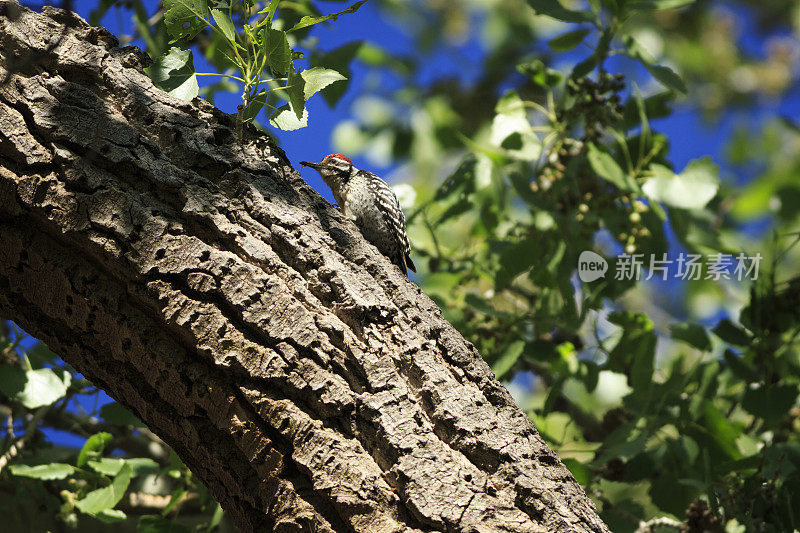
(0, 3, 609, 531)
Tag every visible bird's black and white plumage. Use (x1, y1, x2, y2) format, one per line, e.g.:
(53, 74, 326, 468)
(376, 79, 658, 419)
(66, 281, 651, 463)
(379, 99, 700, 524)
(300, 154, 416, 276)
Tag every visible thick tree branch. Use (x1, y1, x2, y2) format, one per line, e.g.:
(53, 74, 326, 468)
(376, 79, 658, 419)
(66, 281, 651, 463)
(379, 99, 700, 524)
(0, 2, 608, 531)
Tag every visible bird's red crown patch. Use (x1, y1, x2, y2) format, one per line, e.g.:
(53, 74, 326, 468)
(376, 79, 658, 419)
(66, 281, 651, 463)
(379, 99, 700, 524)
(329, 153, 352, 164)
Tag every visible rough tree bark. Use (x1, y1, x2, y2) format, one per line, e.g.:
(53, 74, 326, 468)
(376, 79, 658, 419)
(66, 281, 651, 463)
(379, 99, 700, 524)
(0, 3, 609, 532)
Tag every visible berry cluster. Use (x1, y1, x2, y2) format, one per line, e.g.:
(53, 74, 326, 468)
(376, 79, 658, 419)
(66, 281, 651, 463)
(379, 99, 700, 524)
(562, 72, 625, 142)
(531, 137, 583, 195)
(532, 71, 654, 252)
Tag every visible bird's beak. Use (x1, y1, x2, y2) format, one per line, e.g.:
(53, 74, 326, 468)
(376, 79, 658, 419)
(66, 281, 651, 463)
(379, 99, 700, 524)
(300, 161, 323, 170)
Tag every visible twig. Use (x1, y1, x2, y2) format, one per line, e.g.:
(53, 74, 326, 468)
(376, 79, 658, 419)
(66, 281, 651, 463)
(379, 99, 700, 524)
(634, 517, 683, 533)
(0, 406, 48, 474)
(118, 491, 200, 515)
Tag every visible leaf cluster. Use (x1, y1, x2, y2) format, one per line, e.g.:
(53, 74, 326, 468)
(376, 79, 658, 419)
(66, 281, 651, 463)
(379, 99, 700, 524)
(391, 1, 800, 530)
(99, 0, 363, 130)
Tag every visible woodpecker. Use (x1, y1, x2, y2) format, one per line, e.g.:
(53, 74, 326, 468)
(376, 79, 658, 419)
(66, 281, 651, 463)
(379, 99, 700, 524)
(300, 154, 416, 276)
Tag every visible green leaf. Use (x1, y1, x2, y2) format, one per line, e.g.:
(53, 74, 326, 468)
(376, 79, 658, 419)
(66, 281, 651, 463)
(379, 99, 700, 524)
(630, 333, 656, 392)
(25, 342, 57, 368)
(669, 207, 733, 255)
(269, 104, 308, 130)
(464, 294, 511, 319)
(287, 69, 306, 120)
(496, 239, 538, 289)
(629, 0, 695, 9)
(625, 36, 687, 94)
(548, 29, 590, 51)
(9, 463, 76, 480)
(562, 458, 591, 485)
(310, 42, 362, 107)
(161, 487, 186, 517)
(587, 143, 636, 191)
(99, 402, 144, 428)
(642, 158, 719, 209)
(0, 366, 68, 409)
(779, 116, 800, 134)
(267, 29, 291, 75)
(649, 473, 697, 515)
(163, 0, 210, 41)
(632, 85, 650, 145)
(492, 341, 525, 380)
(621, 91, 673, 130)
(730, 178, 775, 220)
(301, 67, 347, 101)
(742, 384, 798, 422)
(600, 426, 647, 461)
(579, 360, 600, 392)
(147, 48, 199, 102)
(75, 463, 132, 516)
(88, 458, 125, 477)
(495, 89, 524, 116)
(722, 349, 755, 380)
(265, 0, 280, 25)
(607, 312, 657, 393)
(645, 63, 688, 95)
(436, 197, 473, 224)
(138, 516, 192, 533)
(433, 157, 477, 202)
(516, 59, 563, 87)
(527, 0, 595, 22)
(77, 432, 113, 467)
(489, 90, 541, 161)
(127, 458, 161, 478)
(670, 323, 711, 351)
(571, 54, 599, 79)
(241, 91, 268, 123)
(623, 35, 658, 64)
(95, 509, 127, 524)
(210, 9, 236, 43)
(208, 503, 225, 529)
(287, 0, 370, 32)
(702, 401, 742, 460)
(542, 376, 566, 416)
(571, 30, 611, 79)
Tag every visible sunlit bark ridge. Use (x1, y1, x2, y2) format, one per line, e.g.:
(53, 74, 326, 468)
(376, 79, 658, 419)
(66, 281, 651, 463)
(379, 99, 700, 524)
(0, 3, 609, 531)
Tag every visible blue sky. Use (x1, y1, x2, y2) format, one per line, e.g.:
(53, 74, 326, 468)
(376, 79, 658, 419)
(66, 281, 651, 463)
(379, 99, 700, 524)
(82, 0, 482, 202)
(39, 1, 800, 190)
(10, 0, 800, 448)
